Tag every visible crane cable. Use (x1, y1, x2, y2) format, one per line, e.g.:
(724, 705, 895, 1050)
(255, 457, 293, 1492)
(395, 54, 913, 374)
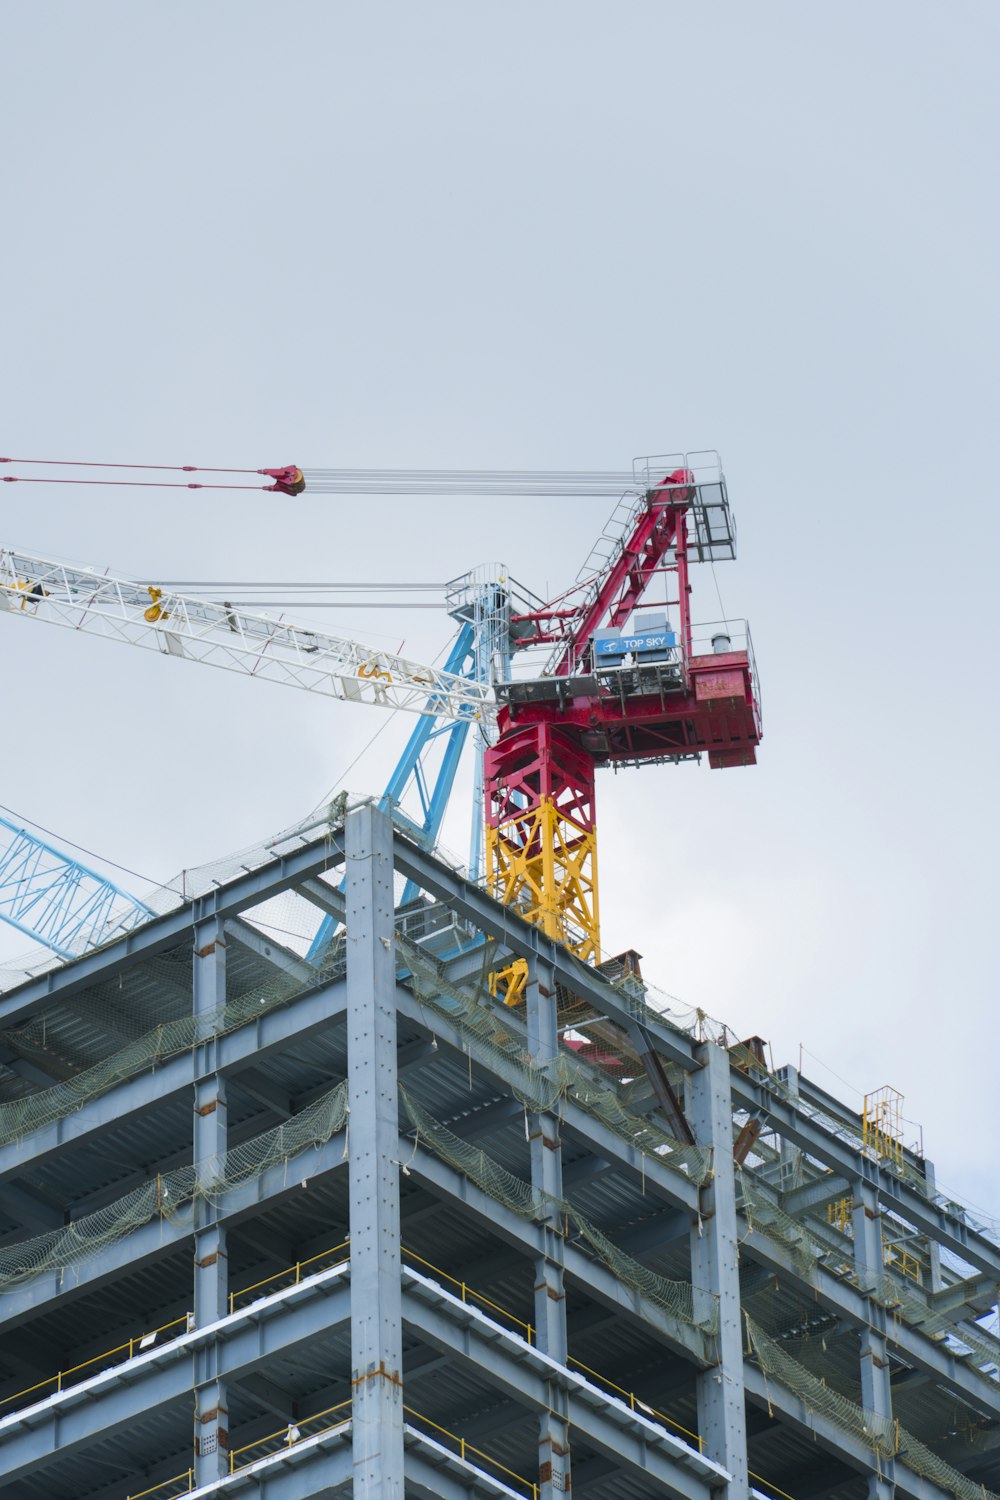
(0, 457, 680, 499)
(0, 457, 301, 494)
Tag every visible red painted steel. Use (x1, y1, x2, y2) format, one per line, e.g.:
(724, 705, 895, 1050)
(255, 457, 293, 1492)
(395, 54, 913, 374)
(497, 653, 758, 768)
(509, 469, 694, 671)
(485, 723, 596, 840)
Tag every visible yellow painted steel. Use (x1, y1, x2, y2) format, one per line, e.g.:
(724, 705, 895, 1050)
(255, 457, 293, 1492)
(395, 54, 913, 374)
(485, 796, 600, 1004)
(229, 1399, 352, 1473)
(862, 1086, 904, 1167)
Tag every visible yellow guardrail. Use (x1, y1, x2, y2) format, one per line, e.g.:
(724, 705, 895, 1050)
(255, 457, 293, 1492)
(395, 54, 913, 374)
(402, 1245, 707, 1455)
(4, 1231, 796, 1500)
(562, 1351, 703, 1450)
(228, 1237, 351, 1313)
(126, 1470, 194, 1500)
(404, 1404, 538, 1498)
(1, 1313, 190, 1417)
(402, 1246, 536, 1342)
(229, 1398, 352, 1472)
(749, 1472, 800, 1500)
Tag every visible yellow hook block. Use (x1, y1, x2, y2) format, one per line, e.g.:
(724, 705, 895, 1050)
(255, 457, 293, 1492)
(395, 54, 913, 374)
(144, 586, 169, 624)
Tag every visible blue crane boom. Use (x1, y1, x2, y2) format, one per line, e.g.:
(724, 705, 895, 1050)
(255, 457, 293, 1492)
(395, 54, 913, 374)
(0, 567, 511, 963)
(0, 814, 154, 960)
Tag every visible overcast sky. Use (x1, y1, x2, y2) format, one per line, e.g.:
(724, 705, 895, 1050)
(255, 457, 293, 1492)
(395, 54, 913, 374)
(1, 3, 997, 1219)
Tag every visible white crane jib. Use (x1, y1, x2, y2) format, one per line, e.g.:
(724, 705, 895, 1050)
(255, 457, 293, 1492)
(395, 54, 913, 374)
(0, 548, 496, 726)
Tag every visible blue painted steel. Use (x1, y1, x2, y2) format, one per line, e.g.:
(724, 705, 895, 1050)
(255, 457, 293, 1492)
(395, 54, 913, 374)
(306, 622, 477, 960)
(0, 815, 154, 959)
(594, 630, 677, 657)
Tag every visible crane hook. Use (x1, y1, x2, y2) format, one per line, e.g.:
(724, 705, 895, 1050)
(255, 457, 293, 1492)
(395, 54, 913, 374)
(144, 587, 169, 623)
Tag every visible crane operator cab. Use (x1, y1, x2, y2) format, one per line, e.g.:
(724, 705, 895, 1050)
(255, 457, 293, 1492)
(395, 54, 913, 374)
(591, 612, 682, 692)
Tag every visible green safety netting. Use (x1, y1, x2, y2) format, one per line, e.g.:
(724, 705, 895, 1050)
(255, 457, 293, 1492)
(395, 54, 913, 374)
(745, 1311, 895, 1458)
(738, 1169, 819, 1277)
(0, 1081, 348, 1290)
(0, 941, 345, 1146)
(745, 1313, 998, 1500)
(397, 933, 712, 1186)
(739, 1172, 998, 1386)
(399, 1085, 716, 1336)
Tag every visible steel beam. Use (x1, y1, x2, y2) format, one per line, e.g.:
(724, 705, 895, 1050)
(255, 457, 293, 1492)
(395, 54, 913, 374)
(394, 986, 699, 1214)
(0, 978, 348, 1184)
(0, 1133, 348, 1334)
(743, 1366, 952, 1500)
(689, 1041, 749, 1498)
(390, 832, 699, 1071)
(345, 804, 405, 1497)
(0, 828, 348, 1027)
(527, 950, 570, 1497)
(737, 1229, 1000, 1417)
(402, 1274, 725, 1500)
(730, 1075, 1000, 1284)
(193, 915, 229, 1485)
(0, 1273, 351, 1486)
(395, 836, 999, 1284)
(404, 1139, 710, 1365)
(853, 1177, 895, 1500)
(404, 1430, 530, 1500)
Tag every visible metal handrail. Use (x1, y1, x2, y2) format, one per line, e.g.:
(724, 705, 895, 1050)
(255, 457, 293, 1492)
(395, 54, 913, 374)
(228, 1398, 352, 1472)
(126, 1470, 194, 1500)
(404, 1404, 538, 1498)
(228, 1237, 351, 1313)
(402, 1246, 536, 1342)
(5, 1232, 798, 1500)
(0, 1313, 190, 1415)
(563, 1352, 703, 1450)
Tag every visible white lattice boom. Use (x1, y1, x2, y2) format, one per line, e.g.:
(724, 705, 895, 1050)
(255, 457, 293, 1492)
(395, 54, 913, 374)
(0, 548, 495, 725)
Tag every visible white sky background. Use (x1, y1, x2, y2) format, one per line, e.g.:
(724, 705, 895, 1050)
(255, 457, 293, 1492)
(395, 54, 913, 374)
(1, 4, 997, 1217)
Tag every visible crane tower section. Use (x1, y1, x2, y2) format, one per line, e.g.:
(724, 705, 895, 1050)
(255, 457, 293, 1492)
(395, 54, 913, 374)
(486, 454, 761, 995)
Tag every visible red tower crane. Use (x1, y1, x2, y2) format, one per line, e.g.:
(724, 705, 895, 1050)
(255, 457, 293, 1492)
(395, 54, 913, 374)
(483, 456, 760, 1000)
(0, 450, 760, 1005)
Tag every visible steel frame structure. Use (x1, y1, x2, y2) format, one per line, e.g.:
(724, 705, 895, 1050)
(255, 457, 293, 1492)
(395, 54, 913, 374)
(0, 805, 995, 1500)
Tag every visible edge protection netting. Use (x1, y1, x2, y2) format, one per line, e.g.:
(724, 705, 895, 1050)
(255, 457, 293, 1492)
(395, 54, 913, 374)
(745, 1314, 999, 1500)
(0, 946, 345, 1145)
(397, 932, 711, 1186)
(400, 1086, 716, 1336)
(0, 1081, 348, 1290)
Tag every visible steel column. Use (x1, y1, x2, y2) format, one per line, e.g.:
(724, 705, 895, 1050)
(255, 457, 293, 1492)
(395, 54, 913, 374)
(192, 915, 229, 1484)
(689, 1042, 749, 1498)
(346, 804, 404, 1497)
(775, 1064, 802, 1190)
(526, 951, 570, 1496)
(853, 1175, 896, 1499)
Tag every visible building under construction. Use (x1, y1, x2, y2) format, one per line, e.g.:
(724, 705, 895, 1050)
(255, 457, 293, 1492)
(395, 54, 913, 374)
(0, 799, 996, 1500)
(0, 456, 996, 1499)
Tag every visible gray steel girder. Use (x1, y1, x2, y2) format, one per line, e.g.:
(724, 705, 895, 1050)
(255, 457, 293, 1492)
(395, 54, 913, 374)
(0, 1272, 351, 1487)
(401, 1274, 727, 1500)
(0, 1134, 348, 1334)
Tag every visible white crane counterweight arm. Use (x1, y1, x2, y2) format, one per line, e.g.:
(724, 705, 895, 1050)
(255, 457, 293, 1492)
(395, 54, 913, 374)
(0, 549, 495, 726)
